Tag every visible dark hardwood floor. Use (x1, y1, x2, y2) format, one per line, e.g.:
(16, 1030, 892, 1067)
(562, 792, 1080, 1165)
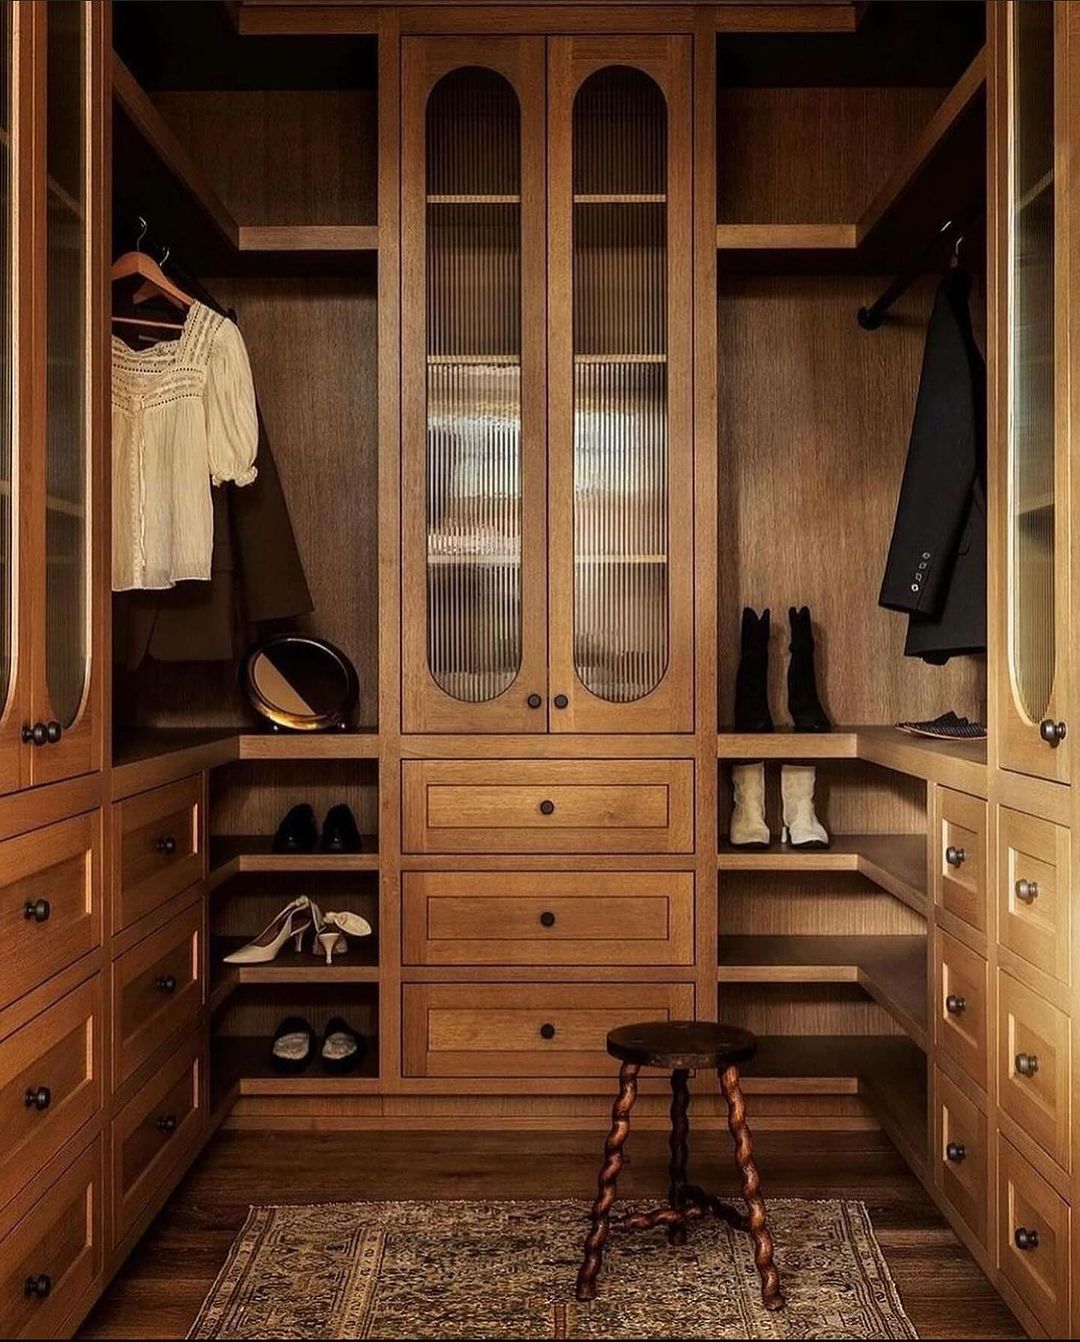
(79, 1128, 1023, 1340)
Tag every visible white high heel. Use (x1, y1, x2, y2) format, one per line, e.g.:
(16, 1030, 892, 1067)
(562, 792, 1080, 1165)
(223, 896, 314, 964)
(313, 910, 374, 965)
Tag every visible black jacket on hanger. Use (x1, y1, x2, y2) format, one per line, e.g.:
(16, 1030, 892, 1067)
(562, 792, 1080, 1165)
(878, 267, 987, 663)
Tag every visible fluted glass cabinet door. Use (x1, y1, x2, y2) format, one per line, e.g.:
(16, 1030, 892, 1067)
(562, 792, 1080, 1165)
(995, 0, 1071, 783)
(547, 37, 694, 733)
(401, 37, 548, 732)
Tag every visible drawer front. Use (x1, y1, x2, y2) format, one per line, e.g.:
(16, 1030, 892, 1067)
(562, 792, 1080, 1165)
(935, 929, 987, 1087)
(0, 812, 102, 1011)
(998, 807, 1070, 986)
(933, 1068, 987, 1246)
(403, 982, 695, 1077)
(934, 788, 986, 933)
(0, 976, 103, 1215)
(402, 760, 694, 854)
(402, 871, 694, 966)
(998, 970, 1070, 1172)
(0, 1137, 103, 1340)
(998, 1135, 1070, 1337)
(112, 1033, 204, 1247)
(113, 900, 203, 1088)
(114, 777, 203, 933)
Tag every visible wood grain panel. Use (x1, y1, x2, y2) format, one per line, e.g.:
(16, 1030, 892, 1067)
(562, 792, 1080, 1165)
(998, 969, 1071, 1173)
(997, 1134, 1071, 1338)
(114, 777, 203, 934)
(933, 787, 987, 935)
(997, 805, 1071, 985)
(933, 1065, 988, 1248)
(934, 928, 988, 1089)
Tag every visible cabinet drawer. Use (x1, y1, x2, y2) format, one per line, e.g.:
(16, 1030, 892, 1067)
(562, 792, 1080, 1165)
(933, 1068, 987, 1246)
(114, 777, 203, 934)
(0, 976, 103, 1215)
(112, 900, 203, 1088)
(0, 812, 102, 1011)
(0, 1137, 103, 1340)
(998, 970, 1070, 1172)
(403, 982, 694, 1077)
(112, 1033, 204, 1247)
(934, 929, 987, 1088)
(402, 760, 694, 854)
(998, 807, 1070, 986)
(402, 871, 694, 966)
(934, 788, 986, 933)
(998, 1135, 1070, 1338)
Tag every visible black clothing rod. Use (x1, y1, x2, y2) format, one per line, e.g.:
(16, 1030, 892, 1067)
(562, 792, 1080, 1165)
(857, 213, 973, 330)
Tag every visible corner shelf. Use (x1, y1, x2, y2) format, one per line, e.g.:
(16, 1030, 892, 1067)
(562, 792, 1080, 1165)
(211, 937, 379, 991)
(207, 836, 380, 892)
(717, 934, 928, 1049)
(212, 1036, 381, 1098)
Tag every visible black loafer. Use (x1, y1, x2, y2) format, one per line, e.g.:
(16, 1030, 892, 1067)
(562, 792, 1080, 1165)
(320, 1017, 365, 1075)
(321, 804, 364, 854)
(271, 1017, 315, 1074)
(273, 803, 318, 854)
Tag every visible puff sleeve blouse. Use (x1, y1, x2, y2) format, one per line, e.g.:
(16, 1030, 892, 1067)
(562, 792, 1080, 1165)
(111, 301, 258, 590)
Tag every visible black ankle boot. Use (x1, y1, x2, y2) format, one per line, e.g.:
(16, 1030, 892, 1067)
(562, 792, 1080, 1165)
(787, 606, 830, 732)
(733, 607, 773, 732)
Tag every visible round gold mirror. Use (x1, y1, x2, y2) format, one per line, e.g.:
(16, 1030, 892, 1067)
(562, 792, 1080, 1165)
(244, 636, 359, 732)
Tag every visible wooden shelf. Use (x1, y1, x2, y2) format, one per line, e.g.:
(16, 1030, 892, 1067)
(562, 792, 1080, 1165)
(718, 728, 859, 758)
(718, 834, 927, 915)
(213, 1036, 380, 1098)
(574, 193, 666, 204)
(208, 836, 379, 891)
(717, 934, 928, 1049)
(237, 730, 379, 760)
(236, 225, 378, 253)
(211, 937, 379, 992)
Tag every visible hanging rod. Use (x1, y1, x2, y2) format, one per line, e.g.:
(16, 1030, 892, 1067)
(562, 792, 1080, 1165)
(857, 211, 976, 331)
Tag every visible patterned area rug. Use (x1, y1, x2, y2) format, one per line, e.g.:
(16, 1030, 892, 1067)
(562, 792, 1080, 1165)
(188, 1198, 917, 1340)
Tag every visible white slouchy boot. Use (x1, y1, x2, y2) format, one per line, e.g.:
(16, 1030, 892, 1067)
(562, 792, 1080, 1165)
(780, 764, 829, 849)
(729, 762, 770, 848)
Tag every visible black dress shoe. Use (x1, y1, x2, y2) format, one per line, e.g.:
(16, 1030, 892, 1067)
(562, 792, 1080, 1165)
(272, 803, 318, 854)
(271, 1017, 315, 1074)
(321, 804, 364, 854)
(320, 1017, 365, 1075)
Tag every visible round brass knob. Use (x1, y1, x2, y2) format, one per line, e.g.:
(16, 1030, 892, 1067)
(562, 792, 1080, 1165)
(539, 800, 555, 816)
(1015, 878, 1040, 902)
(24, 1086, 51, 1112)
(1015, 1052, 1040, 1078)
(526, 693, 542, 709)
(1015, 1226, 1040, 1251)
(44, 720, 62, 744)
(539, 1022, 556, 1040)
(945, 1141, 966, 1163)
(540, 911, 556, 928)
(21, 722, 47, 746)
(945, 994, 966, 1016)
(1039, 719, 1067, 745)
(945, 846, 966, 867)
(553, 694, 569, 709)
(24, 898, 50, 923)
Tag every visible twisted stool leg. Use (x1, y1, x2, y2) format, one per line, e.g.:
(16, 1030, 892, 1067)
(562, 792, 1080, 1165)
(667, 1068, 691, 1245)
(575, 1061, 639, 1301)
(720, 1063, 784, 1311)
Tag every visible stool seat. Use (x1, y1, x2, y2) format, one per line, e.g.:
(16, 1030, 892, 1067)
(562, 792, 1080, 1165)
(607, 1019, 757, 1070)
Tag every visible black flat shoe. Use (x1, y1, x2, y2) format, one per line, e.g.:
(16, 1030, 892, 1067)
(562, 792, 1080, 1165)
(321, 804, 364, 854)
(320, 1017, 365, 1075)
(271, 1017, 315, 1074)
(273, 803, 318, 854)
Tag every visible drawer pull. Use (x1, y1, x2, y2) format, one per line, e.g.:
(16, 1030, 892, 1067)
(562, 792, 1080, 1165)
(526, 693, 542, 709)
(1015, 1052, 1040, 1078)
(156, 836, 177, 855)
(23, 898, 50, 923)
(1015, 878, 1040, 902)
(21, 720, 61, 746)
(1039, 719, 1067, 746)
(945, 1141, 966, 1163)
(553, 694, 569, 709)
(1014, 1226, 1040, 1251)
(945, 845, 966, 867)
(945, 994, 966, 1016)
(157, 1113, 178, 1134)
(539, 800, 555, 816)
(24, 1086, 51, 1112)
(539, 1022, 556, 1040)
(539, 911, 556, 928)
(155, 974, 178, 994)
(24, 1274, 52, 1299)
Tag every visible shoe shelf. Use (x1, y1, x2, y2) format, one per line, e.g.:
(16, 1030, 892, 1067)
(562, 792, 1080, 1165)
(717, 934, 928, 1050)
(717, 833, 927, 917)
(207, 835, 380, 891)
(211, 936, 379, 997)
(212, 1035, 381, 1098)
(236, 730, 380, 760)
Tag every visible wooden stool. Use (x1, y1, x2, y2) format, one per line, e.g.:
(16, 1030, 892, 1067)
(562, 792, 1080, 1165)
(574, 1020, 784, 1311)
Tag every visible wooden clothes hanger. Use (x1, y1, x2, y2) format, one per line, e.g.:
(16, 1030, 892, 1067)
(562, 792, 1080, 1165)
(111, 218, 194, 333)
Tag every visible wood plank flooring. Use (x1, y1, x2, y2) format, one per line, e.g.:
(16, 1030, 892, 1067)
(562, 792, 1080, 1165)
(79, 1129, 1024, 1340)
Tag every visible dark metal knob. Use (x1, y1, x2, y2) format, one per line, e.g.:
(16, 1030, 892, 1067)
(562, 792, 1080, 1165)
(1015, 1226, 1040, 1251)
(155, 974, 177, 993)
(44, 720, 61, 744)
(539, 799, 555, 816)
(553, 694, 569, 709)
(539, 1022, 556, 1040)
(526, 693, 542, 709)
(24, 1086, 51, 1111)
(156, 836, 177, 855)
(945, 846, 966, 867)
(1015, 878, 1040, 902)
(1016, 1052, 1040, 1077)
(24, 1274, 52, 1299)
(1040, 719, 1067, 745)
(945, 1141, 966, 1163)
(157, 1114, 178, 1134)
(945, 994, 966, 1016)
(21, 722, 46, 746)
(24, 898, 50, 923)
(540, 911, 556, 928)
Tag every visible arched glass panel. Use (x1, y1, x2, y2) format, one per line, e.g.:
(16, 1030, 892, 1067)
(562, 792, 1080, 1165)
(425, 68, 522, 703)
(572, 67, 668, 703)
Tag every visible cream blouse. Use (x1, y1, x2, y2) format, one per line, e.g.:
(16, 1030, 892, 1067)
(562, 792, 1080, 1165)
(112, 301, 258, 591)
